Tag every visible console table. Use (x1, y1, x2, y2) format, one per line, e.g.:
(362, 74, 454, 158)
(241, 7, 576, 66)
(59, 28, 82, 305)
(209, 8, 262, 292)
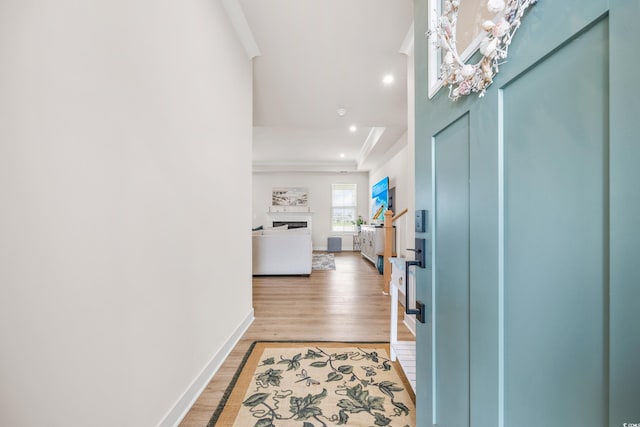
(360, 225, 395, 265)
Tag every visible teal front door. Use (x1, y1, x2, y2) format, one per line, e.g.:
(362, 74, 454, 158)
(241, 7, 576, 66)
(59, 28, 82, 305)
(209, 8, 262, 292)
(413, 1, 640, 426)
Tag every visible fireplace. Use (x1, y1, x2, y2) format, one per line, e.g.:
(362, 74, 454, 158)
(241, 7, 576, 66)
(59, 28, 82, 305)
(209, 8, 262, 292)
(267, 212, 313, 232)
(273, 221, 308, 229)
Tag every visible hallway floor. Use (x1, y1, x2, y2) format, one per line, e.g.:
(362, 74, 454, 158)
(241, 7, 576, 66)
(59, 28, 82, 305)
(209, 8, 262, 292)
(179, 251, 415, 426)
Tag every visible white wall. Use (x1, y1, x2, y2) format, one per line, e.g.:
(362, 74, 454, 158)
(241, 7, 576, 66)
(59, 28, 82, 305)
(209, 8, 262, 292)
(370, 135, 414, 259)
(0, 1, 253, 426)
(253, 172, 369, 250)
(369, 42, 416, 260)
(368, 41, 416, 334)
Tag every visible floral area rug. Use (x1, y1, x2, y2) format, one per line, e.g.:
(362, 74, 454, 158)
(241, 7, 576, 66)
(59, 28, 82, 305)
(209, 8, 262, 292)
(312, 253, 336, 271)
(208, 341, 415, 427)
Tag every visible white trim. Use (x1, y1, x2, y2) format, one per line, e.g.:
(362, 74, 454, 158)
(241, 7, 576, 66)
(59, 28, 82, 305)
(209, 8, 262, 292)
(330, 183, 358, 234)
(399, 23, 414, 56)
(427, 0, 444, 98)
(356, 127, 386, 169)
(253, 160, 359, 173)
(220, 0, 261, 60)
(158, 309, 255, 427)
(403, 315, 417, 336)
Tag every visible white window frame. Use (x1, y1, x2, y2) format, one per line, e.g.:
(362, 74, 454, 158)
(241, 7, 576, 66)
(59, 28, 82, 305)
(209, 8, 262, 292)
(331, 184, 357, 233)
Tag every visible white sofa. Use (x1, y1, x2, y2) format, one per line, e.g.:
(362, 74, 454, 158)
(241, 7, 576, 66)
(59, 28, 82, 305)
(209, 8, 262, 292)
(252, 227, 313, 276)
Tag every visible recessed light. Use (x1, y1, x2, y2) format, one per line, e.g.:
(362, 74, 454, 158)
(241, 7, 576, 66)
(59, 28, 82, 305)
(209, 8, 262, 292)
(382, 74, 394, 85)
(349, 125, 357, 133)
(340, 153, 345, 158)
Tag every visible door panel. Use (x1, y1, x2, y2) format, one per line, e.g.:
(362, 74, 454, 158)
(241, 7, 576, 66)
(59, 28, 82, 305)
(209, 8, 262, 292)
(502, 18, 608, 427)
(609, 1, 640, 425)
(433, 114, 470, 427)
(415, 1, 640, 426)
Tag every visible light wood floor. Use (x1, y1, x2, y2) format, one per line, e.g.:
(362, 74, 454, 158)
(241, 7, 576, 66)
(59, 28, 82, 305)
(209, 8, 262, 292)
(179, 251, 416, 426)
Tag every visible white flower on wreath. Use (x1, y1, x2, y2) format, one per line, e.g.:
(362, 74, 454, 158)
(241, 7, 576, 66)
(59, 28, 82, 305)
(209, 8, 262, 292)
(487, 0, 506, 13)
(461, 64, 475, 79)
(428, 0, 538, 101)
(480, 37, 498, 58)
(482, 20, 496, 31)
(444, 51, 455, 65)
(492, 18, 510, 38)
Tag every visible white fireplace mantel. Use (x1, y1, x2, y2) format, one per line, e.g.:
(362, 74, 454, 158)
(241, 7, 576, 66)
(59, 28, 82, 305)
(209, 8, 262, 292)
(268, 205, 310, 213)
(266, 211, 314, 216)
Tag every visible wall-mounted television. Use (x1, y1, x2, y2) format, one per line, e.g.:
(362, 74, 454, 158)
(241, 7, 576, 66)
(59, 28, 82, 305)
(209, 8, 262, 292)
(371, 176, 389, 223)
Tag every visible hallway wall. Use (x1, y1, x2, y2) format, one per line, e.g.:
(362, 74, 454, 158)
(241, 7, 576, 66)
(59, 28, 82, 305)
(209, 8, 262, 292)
(369, 40, 415, 260)
(0, 1, 253, 426)
(369, 134, 414, 259)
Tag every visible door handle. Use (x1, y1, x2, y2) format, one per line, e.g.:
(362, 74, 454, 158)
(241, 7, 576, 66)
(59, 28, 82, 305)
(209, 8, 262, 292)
(406, 238, 426, 267)
(404, 259, 426, 323)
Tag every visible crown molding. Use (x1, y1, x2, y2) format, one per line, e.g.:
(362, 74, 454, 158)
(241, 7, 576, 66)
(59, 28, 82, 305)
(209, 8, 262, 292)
(252, 160, 363, 174)
(356, 127, 385, 170)
(399, 23, 414, 56)
(221, 0, 261, 59)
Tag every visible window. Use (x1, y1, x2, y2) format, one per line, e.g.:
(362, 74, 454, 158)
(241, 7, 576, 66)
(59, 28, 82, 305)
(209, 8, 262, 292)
(331, 184, 357, 232)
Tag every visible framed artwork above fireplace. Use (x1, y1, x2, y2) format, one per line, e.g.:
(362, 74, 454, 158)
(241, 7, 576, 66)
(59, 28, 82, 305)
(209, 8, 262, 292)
(272, 187, 308, 206)
(270, 187, 310, 212)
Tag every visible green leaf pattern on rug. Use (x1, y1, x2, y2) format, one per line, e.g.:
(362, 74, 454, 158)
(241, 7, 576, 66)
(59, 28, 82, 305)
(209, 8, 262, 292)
(337, 365, 353, 374)
(242, 346, 413, 426)
(256, 368, 283, 388)
(305, 349, 324, 359)
(290, 388, 327, 420)
(373, 412, 392, 426)
(261, 357, 276, 365)
(391, 400, 410, 417)
(378, 381, 404, 398)
(338, 384, 385, 413)
(326, 371, 343, 382)
(243, 393, 271, 407)
(254, 418, 275, 427)
(278, 353, 302, 371)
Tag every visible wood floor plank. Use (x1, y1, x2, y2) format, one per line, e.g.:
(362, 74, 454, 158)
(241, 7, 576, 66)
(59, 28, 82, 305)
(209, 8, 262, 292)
(179, 251, 416, 427)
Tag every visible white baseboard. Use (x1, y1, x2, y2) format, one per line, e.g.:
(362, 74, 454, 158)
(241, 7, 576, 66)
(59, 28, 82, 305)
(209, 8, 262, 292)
(313, 246, 356, 252)
(158, 308, 254, 427)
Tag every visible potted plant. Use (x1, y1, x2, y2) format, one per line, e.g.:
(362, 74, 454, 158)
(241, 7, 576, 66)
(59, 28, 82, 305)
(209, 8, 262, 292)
(353, 215, 366, 232)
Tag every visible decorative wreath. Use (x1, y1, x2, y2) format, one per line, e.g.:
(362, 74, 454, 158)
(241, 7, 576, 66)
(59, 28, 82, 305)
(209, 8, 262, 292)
(429, 0, 537, 100)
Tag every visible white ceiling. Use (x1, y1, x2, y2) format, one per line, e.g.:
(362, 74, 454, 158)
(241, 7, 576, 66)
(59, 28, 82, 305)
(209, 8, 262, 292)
(236, 0, 414, 172)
